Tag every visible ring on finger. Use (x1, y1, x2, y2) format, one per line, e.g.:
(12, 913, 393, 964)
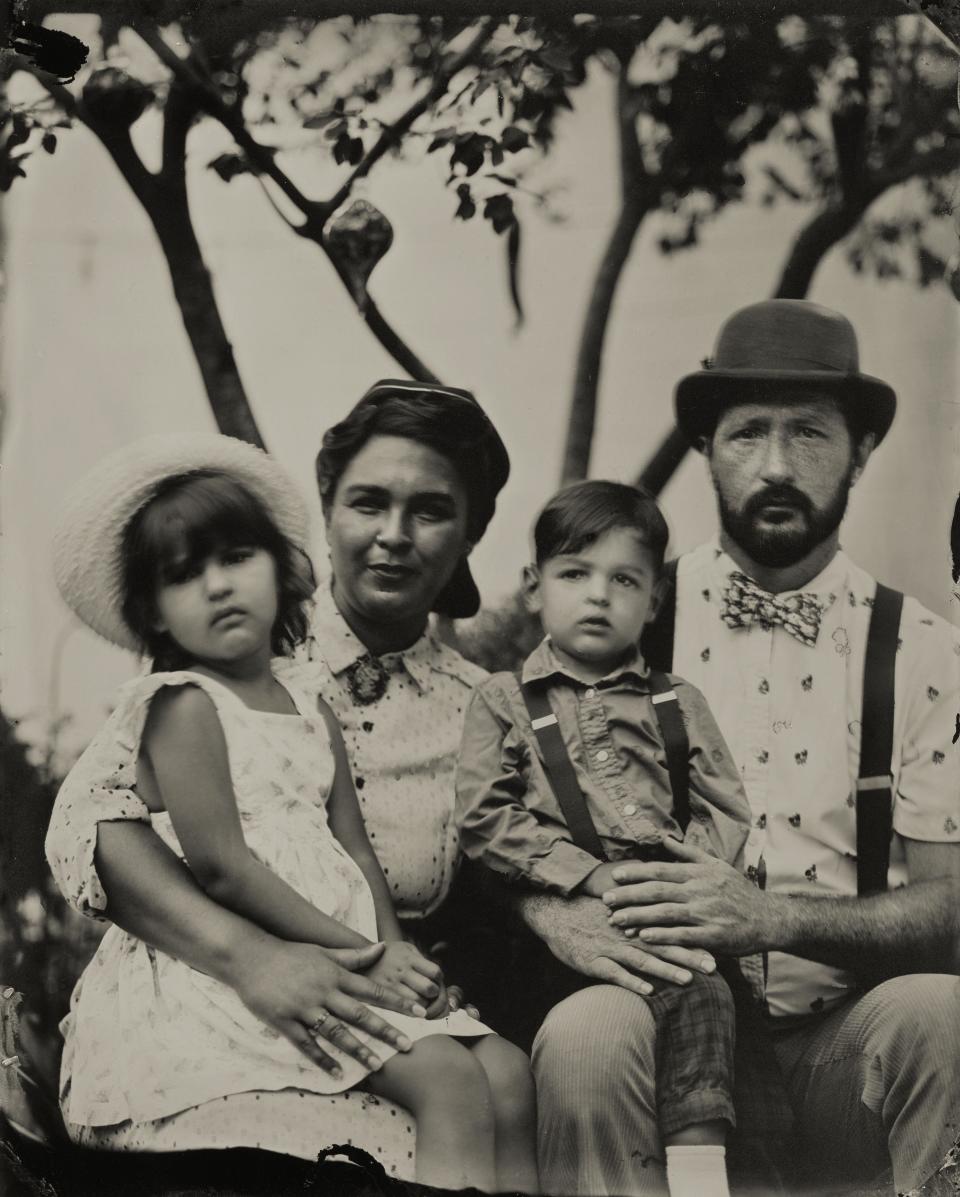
(308, 1012, 329, 1038)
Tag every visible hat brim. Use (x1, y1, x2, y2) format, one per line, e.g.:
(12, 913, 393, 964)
(432, 554, 481, 619)
(675, 370, 897, 449)
(53, 434, 310, 652)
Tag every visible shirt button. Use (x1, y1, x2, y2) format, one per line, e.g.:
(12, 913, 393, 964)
(585, 688, 596, 699)
(596, 749, 610, 763)
(623, 803, 637, 816)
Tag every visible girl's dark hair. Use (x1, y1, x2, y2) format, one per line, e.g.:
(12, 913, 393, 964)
(534, 480, 669, 569)
(121, 471, 315, 670)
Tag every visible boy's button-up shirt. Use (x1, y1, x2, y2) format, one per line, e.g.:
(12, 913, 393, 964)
(672, 539, 960, 1018)
(455, 640, 751, 896)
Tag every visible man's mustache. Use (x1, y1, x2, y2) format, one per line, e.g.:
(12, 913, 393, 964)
(744, 486, 812, 519)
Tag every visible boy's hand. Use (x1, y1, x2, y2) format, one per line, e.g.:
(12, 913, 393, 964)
(580, 861, 621, 898)
(364, 941, 444, 1008)
(446, 985, 481, 1019)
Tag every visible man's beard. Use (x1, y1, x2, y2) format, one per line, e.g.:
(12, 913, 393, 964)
(716, 472, 854, 569)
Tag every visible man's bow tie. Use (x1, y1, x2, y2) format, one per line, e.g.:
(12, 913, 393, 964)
(720, 571, 824, 646)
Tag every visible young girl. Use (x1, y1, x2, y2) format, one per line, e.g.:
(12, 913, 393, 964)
(48, 433, 537, 1194)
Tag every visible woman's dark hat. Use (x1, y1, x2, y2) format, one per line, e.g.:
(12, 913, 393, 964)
(675, 300, 897, 448)
(331, 379, 510, 619)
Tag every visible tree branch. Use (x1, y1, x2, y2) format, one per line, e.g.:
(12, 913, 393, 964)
(363, 298, 441, 383)
(134, 22, 322, 222)
(874, 142, 960, 193)
(324, 16, 500, 216)
(252, 170, 302, 233)
(134, 19, 442, 381)
(562, 56, 652, 484)
(28, 61, 158, 209)
(160, 71, 197, 179)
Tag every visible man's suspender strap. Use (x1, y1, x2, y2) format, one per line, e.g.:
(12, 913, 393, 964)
(518, 683, 608, 861)
(518, 673, 692, 860)
(857, 583, 903, 896)
(638, 562, 903, 895)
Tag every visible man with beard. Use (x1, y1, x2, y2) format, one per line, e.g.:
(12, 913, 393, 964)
(528, 300, 960, 1196)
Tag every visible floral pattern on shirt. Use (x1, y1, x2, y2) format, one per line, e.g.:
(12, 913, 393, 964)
(672, 539, 960, 1018)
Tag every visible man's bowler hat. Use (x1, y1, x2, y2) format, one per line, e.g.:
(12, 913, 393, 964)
(675, 300, 897, 448)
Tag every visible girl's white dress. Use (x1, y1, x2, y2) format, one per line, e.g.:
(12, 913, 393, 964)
(60, 670, 489, 1130)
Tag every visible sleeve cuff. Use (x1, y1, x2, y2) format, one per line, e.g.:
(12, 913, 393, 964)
(523, 841, 604, 896)
(47, 795, 152, 920)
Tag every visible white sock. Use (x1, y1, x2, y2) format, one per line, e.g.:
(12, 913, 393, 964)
(665, 1144, 730, 1197)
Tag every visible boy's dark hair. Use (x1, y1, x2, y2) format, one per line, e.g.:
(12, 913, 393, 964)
(534, 480, 669, 568)
(121, 471, 315, 671)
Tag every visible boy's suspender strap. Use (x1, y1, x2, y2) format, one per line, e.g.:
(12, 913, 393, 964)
(856, 583, 903, 896)
(641, 558, 678, 672)
(519, 672, 692, 851)
(518, 682, 608, 862)
(648, 671, 691, 834)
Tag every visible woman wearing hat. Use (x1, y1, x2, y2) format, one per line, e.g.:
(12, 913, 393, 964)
(45, 381, 525, 1181)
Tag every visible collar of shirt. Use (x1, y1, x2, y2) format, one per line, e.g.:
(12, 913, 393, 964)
(706, 535, 849, 620)
(520, 637, 651, 688)
(306, 583, 435, 693)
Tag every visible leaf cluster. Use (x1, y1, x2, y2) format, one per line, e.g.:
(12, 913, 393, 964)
(0, 104, 69, 192)
(756, 17, 959, 285)
(9, 12, 957, 301)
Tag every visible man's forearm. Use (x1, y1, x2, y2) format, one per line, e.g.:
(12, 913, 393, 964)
(770, 878, 960, 976)
(96, 821, 269, 990)
(516, 888, 590, 957)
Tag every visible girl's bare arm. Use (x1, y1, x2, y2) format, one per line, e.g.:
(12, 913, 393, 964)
(143, 684, 370, 951)
(316, 698, 406, 942)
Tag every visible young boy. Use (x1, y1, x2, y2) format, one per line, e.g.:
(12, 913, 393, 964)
(455, 480, 751, 1197)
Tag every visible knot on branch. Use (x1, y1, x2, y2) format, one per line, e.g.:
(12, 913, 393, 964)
(82, 68, 154, 129)
(323, 200, 394, 311)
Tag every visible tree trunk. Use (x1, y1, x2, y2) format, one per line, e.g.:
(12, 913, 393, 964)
(562, 57, 649, 487)
(78, 80, 266, 449)
(562, 200, 647, 485)
(772, 200, 868, 299)
(151, 200, 265, 448)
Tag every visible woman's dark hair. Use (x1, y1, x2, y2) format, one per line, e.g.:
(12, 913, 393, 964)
(121, 470, 315, 670)
(534, 480, 669, 570)
(315, 384, 510, 617)
(317, 393, 501, 543)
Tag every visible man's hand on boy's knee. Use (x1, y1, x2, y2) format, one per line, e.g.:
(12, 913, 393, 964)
(602, 836, 774, 956)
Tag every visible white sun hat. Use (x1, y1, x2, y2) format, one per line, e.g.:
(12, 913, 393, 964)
(52, 433, 310, 653)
